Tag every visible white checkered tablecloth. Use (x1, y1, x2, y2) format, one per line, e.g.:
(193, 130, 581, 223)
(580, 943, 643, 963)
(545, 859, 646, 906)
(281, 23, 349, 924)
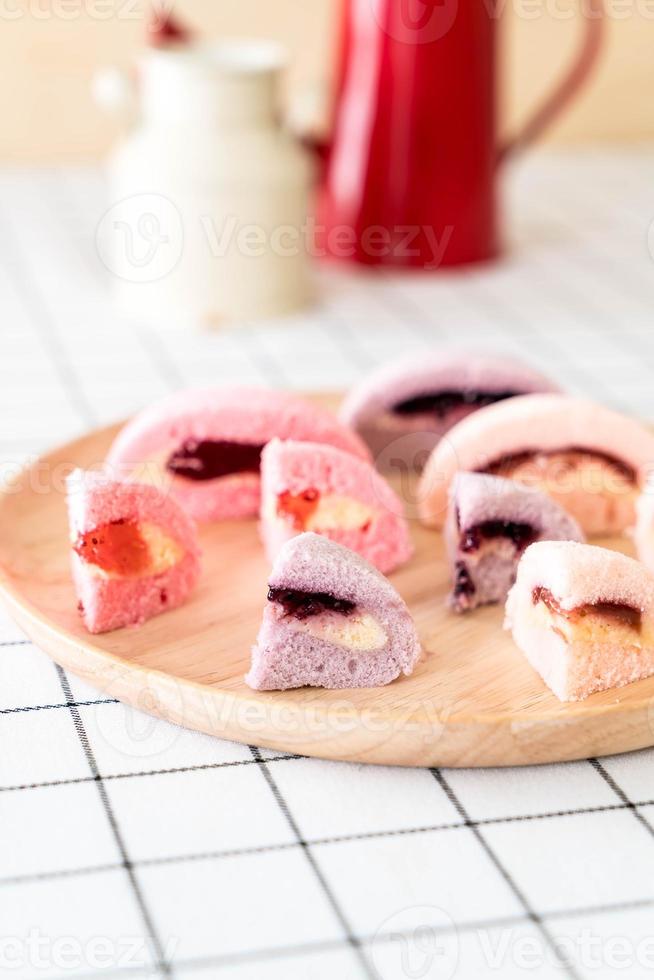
(1, 150, 654, 980)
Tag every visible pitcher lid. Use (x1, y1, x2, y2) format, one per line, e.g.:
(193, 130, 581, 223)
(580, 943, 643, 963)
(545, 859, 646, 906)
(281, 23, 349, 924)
(144, 38, 287, 76)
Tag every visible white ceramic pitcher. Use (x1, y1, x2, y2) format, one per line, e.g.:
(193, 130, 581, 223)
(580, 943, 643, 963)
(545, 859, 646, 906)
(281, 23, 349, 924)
(95, 40, 313, 327)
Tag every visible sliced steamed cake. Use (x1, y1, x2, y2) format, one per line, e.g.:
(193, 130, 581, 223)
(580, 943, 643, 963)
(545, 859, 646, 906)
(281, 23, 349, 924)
(66, 469, 201, 633)
(418, 394, 654, 535)
(505, 540, 654, 701)
(339, 350, 558, 468)
(246, 533, 421, 691)
(106, 387, 370, 522)
(446, 472, 584, 612)
(259, 438, 413, 574)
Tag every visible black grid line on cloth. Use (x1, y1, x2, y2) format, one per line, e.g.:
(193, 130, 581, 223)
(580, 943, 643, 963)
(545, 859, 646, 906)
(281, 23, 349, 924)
(1, 861, 127, 887)
(169, 896, 654, 971)
(5, 794, 654, 881)
(545, 894, 654, 920)
(236, 323, 292, 387)
(430, 767, 583, 980)
(528, 187, 654, 307)
(506, 226, 654, 394)
(153, 936, 361, 975)
(313, 309, 378, 372)
(472, 195, 654, 404)
(375, 276, 446, 342)
(4, 768, 654, 883)
(0, 697, 118, 715)
(590, 758, 654, 839)
(55, 895, 654, 980)
(2, 161, 654, 980)
(0, 753, 304, 793)
(42, 169, 109, 290)
(0, 179, 176, 972)
(445, 273, 636, 415)
(0, 203, 97, 428)
(54, 664, 172, 978)
(69, 936, 368, 980)
(249, 744, 377, 980)
(531, 225, 650, 327)
(130, 321, 186, 391)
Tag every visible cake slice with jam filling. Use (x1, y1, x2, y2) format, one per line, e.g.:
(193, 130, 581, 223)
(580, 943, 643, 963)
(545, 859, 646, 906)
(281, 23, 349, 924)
(339, 350, 557, 468)
(259, 438, 413, 573)
(66, 469, 201, 633)
(505, 540, 654, 701)
(447, 472, 583, 612)
(246, 533, 421, 690)
(418, 394, 654, 535)
(105, 387, 369, 523)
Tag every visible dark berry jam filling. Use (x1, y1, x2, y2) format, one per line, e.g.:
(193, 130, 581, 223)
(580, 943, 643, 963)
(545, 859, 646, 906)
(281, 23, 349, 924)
(453, 562, 476, 599)
(277, 489, 320, 530)
(393, 389, 518, 419)
(268, 587, 356, 620)
(167, 439, 263, 481)
(532, 587, 641, 631)
(74, 519, 151, 576)
(484, 448, 636, 483)
(461, 520, 537, 554)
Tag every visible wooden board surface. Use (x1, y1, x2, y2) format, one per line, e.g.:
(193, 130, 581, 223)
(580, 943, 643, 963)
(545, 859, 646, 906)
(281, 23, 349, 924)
(2, 397, 654, 768)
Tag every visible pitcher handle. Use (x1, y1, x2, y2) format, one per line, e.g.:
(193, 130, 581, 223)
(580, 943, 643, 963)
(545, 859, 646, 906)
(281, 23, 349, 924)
(499, 0, 604, 161)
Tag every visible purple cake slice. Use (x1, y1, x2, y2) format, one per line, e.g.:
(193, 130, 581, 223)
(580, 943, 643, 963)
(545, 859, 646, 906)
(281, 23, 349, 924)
(246, 533, 421, 690)
(446, 473, 584, 613)
(339, 349, 558, 469)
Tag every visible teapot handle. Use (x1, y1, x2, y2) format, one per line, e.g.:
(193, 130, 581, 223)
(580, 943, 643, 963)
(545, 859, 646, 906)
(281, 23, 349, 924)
(499, 0, 604, 161)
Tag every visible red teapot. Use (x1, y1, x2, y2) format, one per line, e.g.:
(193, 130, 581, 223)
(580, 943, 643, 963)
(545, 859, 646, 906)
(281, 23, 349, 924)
(314, 0, 604, 268)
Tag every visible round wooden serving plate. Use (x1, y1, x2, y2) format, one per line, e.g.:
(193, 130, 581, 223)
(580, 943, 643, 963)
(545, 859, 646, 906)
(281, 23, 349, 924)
(2, 395, 654, 768)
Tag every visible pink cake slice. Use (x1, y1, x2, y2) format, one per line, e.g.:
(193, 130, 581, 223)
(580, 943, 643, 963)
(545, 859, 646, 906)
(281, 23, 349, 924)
(66, 469, 201, 634)
(447, 473, 584, 612)
(418, 394, 654, 535)
(339, 350, 558, 469)
(505, 540, 654, 701)
(259, 439, 413, 573)
(246, 533, 421, 690)
(105, 387, 370, 523)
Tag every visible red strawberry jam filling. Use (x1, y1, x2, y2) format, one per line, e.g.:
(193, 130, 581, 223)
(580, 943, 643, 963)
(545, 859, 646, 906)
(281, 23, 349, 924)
(532, 587, 641, 631)
(277, 489, 320, 529)
(393, 389, 518, 419)
(167, 440, 263, 481)
(268, 587, 356, 620)
(74, 519, 151, 576)
(460, 520, 537, 554)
